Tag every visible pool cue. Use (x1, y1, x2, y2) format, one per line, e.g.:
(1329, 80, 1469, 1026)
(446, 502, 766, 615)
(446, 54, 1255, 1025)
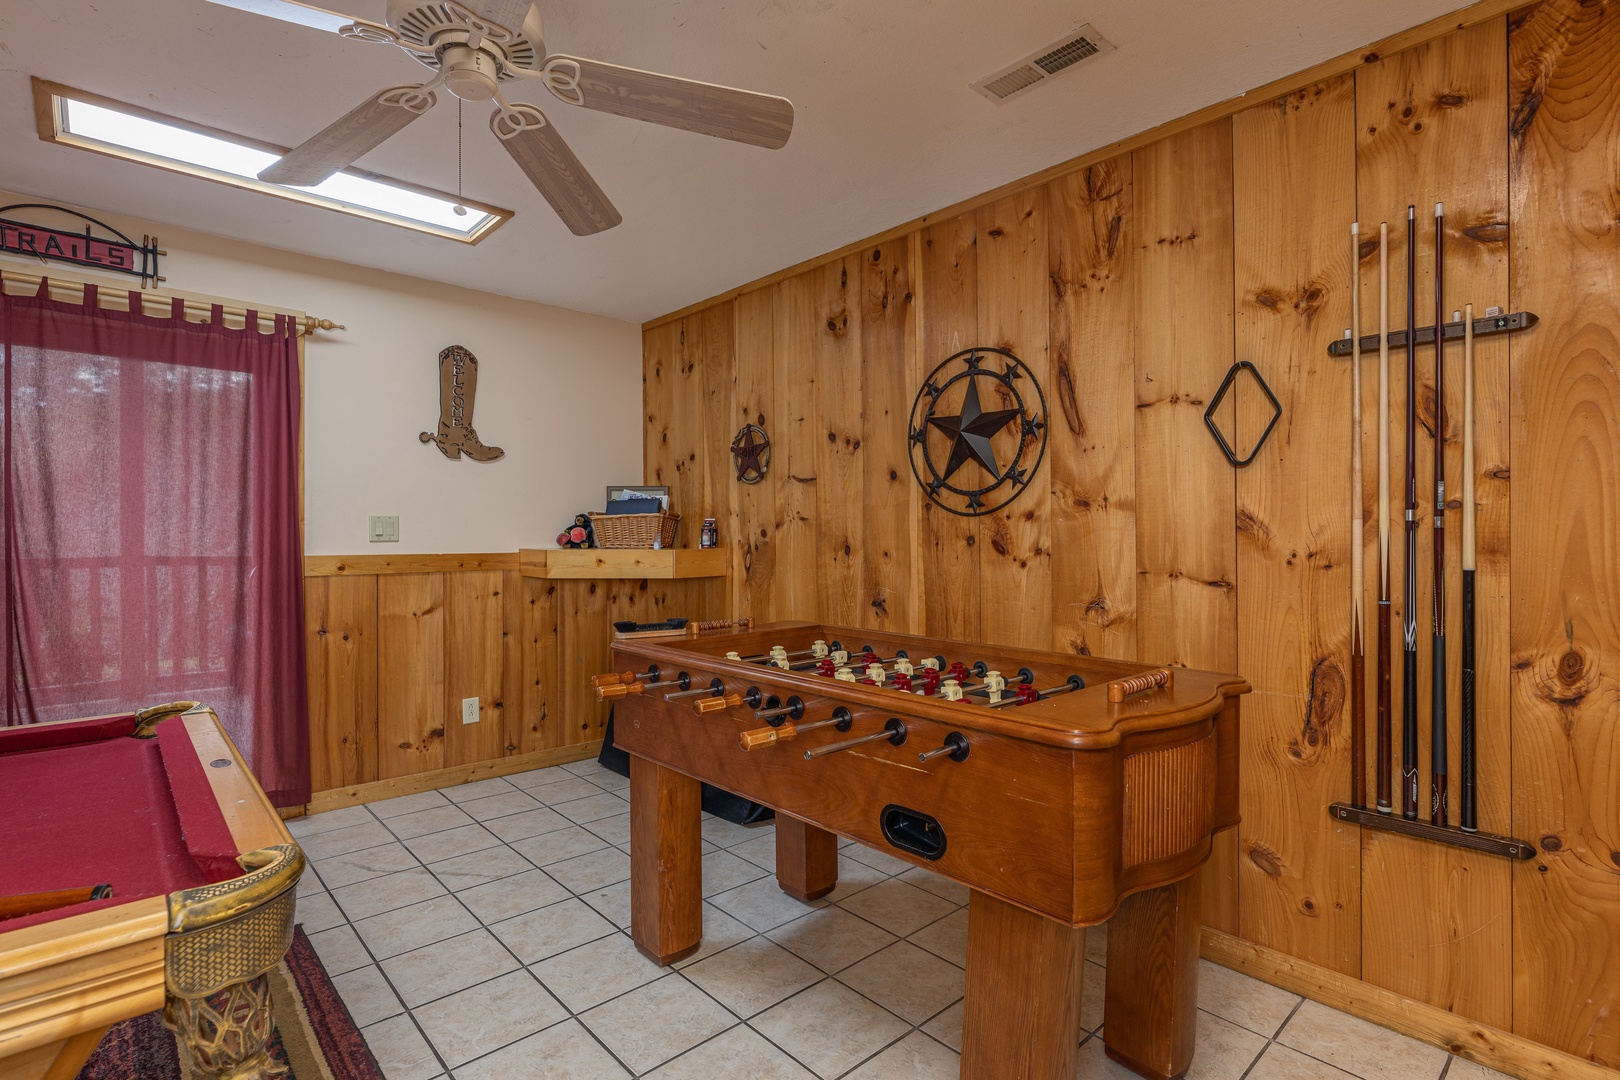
(1431, 203, 1448, 827)
(1349, 222, 1366, 809)
(1460, 303, 1478, 832)
(0, 885, 113, 921)
(1377, 221, 1393, 813)
(1402, 204, 1420, 821)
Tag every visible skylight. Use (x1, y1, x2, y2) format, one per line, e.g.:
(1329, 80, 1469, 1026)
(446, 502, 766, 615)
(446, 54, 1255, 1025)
(34, 81, 510, 244)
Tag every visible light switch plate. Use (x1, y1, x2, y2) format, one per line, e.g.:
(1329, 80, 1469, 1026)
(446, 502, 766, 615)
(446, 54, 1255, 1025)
(369, 515, 399, 543)
(461, 697, 480, 725)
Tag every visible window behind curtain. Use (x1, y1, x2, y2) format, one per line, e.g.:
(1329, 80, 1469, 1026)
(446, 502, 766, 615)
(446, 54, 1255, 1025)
(2, 281, 310, 805)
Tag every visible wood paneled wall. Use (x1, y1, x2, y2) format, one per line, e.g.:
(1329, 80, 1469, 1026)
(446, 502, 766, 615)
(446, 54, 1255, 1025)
(639, 3, 1620, 1067)
(304, 564, 719, 805)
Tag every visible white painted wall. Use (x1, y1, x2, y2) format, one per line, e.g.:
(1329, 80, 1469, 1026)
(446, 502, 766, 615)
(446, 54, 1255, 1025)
(0, 192, 644, 555)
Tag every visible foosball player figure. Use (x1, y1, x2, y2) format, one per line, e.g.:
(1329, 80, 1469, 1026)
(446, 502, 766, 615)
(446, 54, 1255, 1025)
(984, 670, 1007, 703)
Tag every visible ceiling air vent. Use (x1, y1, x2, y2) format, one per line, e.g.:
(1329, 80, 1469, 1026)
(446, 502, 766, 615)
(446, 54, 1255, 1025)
(971, 23, 1114, 104)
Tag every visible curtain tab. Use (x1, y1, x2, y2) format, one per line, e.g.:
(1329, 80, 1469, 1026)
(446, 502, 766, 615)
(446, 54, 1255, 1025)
(82, 283, 97, 311)
(171, 296, 185, 322)
(246, 309, 259, 335)
(33, 276, 50, 301)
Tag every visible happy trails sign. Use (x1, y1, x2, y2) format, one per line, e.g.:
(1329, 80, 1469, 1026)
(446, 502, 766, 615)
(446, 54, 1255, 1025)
(0, 204, 162, 287)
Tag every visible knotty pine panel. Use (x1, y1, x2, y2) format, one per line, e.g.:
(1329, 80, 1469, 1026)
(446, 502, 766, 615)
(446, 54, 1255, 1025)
(1046, 158, 1139, 661)
(1232, 75, 1361, 976)
(304, 574, 378, 791)
(444, 571, 506, 768)
(859, 238, 922, 634)
(1355, 18, 1514, 1026)
(376, 573, 446, 779)
(1131, 120, 1241, 933)
(807, 259, 865, 627)
(501, 571, 558, 756)
(729, 288, 779, 621)
(643, 321, 678, 495)
(915, 211, 982, 641)
(772, 278, 824, 621)
(1509, 0, 1620, 1065)
(976, 189, 1052, 650)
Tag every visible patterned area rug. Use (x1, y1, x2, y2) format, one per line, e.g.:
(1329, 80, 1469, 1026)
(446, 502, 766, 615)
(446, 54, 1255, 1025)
(77, 927, 383, 1080)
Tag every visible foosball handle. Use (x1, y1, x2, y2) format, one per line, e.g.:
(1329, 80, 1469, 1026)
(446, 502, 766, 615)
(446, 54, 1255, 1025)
(689, 617, 757, 635)
(591, 671, 634, 688)
(1108, 667, 1175, 702)
(740, 723, 795, 750)
(695, 692, 744, 715)
(595, 681, 645, 702)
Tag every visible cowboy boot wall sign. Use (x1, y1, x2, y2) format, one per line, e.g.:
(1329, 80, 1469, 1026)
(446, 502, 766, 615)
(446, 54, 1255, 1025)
(420, 344, 505, 461)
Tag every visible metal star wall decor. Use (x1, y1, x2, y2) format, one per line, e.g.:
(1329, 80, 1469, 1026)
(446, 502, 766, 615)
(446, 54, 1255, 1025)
(731, 423, 772, 483)
(907, 347, 1047, 516)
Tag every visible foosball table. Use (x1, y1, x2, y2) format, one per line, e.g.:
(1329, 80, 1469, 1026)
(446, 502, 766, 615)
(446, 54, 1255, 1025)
(596, 621, 1248, 1080)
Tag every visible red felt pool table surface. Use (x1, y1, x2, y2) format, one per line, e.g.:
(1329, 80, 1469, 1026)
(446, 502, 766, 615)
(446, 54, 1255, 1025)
(0, 713, 245, 931)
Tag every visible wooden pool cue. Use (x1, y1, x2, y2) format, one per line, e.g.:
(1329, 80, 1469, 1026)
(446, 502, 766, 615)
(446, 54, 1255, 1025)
(1377, 220, 1393, 814)
(1460, 303, 1478, 832)
(1403, 204, 1420, 821)
(1350, 221, 1366, 809)
(0, 885, 113, 921)
(1431, 203, 1448, 828)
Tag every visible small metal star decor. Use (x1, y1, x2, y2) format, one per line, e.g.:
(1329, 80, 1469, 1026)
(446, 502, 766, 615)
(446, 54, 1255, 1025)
(908, 347, 1048, 516)
(731, 423, 772, 484)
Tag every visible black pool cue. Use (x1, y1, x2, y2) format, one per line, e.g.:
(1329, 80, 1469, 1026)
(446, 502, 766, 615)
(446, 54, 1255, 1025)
(1460, 303, 1478, 832)
(1377, 221, 1393, 813)
(1431, 203, 1448, 828)
(1349, 221, 1366, 809)
(1402, 204, 1420, 821)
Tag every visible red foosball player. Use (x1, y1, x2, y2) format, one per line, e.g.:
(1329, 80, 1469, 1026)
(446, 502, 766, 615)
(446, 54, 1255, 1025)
(947, 661, 969, 683)
(892, 672, 913, 692)
(816, 658, 836, 677)
(920, 667, 943, 696)
(1015, 682, 1040, 705)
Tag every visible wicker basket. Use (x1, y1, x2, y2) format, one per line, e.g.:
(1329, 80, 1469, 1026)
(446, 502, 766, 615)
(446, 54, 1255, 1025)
(588, 511, 680, 549)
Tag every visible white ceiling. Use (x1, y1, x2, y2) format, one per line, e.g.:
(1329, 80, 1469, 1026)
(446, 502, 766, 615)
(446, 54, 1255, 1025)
(0, 0, 1462, 323)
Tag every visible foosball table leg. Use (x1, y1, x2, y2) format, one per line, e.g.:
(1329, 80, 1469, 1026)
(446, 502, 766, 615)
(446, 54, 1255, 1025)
(774, 815, 838, 901)
(1103, 876, 1202, 1080)
(960, 891, 1087, 1080)
(628, 755, 703, 965)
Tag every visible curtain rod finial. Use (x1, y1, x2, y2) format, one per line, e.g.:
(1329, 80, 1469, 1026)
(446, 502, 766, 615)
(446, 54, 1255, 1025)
(301, 317, 347, 336)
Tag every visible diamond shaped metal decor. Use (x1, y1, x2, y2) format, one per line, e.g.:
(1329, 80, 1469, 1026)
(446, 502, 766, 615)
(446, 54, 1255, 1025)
(1203, 360, 1282, 468)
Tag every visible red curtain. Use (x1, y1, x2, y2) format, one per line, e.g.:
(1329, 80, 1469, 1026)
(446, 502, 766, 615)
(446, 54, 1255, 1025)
(2, 280, 310, 805)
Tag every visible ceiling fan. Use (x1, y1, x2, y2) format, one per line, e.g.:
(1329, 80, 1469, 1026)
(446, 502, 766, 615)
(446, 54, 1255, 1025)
(202, 0, 795, 235)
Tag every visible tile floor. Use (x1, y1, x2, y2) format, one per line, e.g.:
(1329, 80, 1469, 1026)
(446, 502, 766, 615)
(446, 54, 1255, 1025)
(290, 759, 1511, 1080)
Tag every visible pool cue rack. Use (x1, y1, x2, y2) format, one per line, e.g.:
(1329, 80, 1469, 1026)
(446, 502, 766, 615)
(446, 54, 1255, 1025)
(1325, 309, 1537, 357)
(1327, 801, 1534, 859)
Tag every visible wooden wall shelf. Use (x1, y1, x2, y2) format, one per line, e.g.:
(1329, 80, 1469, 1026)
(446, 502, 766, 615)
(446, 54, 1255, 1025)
(518, 548, 729, 580)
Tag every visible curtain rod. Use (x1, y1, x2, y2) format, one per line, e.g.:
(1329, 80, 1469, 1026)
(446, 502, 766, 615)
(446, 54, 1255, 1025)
(0, 267, 345, 338)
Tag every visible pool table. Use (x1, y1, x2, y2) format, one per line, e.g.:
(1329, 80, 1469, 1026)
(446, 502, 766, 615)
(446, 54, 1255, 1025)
(0, 702, 304, 1080)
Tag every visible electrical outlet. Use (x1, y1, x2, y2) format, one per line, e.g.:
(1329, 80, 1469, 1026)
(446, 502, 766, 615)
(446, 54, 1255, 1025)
(369, 515, 399, 543)
(461, 697, 480, 725)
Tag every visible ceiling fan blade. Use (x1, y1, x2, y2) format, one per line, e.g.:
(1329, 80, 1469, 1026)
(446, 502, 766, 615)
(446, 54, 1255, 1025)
(544, 55, 793, 150)
(259, 86, 437, 187)
(491, 106, 621, 236)
(200, 0, 394, 39)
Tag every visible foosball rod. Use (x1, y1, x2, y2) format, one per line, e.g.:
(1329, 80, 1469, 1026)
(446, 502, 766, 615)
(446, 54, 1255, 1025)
(1459, 304, 1478, 833)
(664, 679, 724, 701)
(803, 717, 906, 759)
(739, 708, 853, 751)
(985, 675, 1085, 709)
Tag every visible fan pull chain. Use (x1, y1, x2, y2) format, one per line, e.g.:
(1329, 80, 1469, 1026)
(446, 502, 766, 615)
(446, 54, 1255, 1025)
(453, 98, 467, 217)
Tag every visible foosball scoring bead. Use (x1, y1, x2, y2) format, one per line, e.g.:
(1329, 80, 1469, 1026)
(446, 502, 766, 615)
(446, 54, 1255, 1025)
(942, 679, 964, 701)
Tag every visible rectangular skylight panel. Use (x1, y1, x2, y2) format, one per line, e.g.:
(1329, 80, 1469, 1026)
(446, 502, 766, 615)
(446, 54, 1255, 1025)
(49, 92, 505, 242)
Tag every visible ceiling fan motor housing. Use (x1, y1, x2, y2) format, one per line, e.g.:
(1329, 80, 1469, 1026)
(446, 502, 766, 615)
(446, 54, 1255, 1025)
(384, 0, 546, 79)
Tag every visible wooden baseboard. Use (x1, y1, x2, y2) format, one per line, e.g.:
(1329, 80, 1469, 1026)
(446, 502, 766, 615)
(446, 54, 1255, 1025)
(303, 742, 604, 814)
(1201, 929, 1616, 1080)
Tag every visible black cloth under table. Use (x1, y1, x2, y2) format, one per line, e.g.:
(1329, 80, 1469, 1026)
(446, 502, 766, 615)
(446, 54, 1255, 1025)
(598, 707, 774, 826)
